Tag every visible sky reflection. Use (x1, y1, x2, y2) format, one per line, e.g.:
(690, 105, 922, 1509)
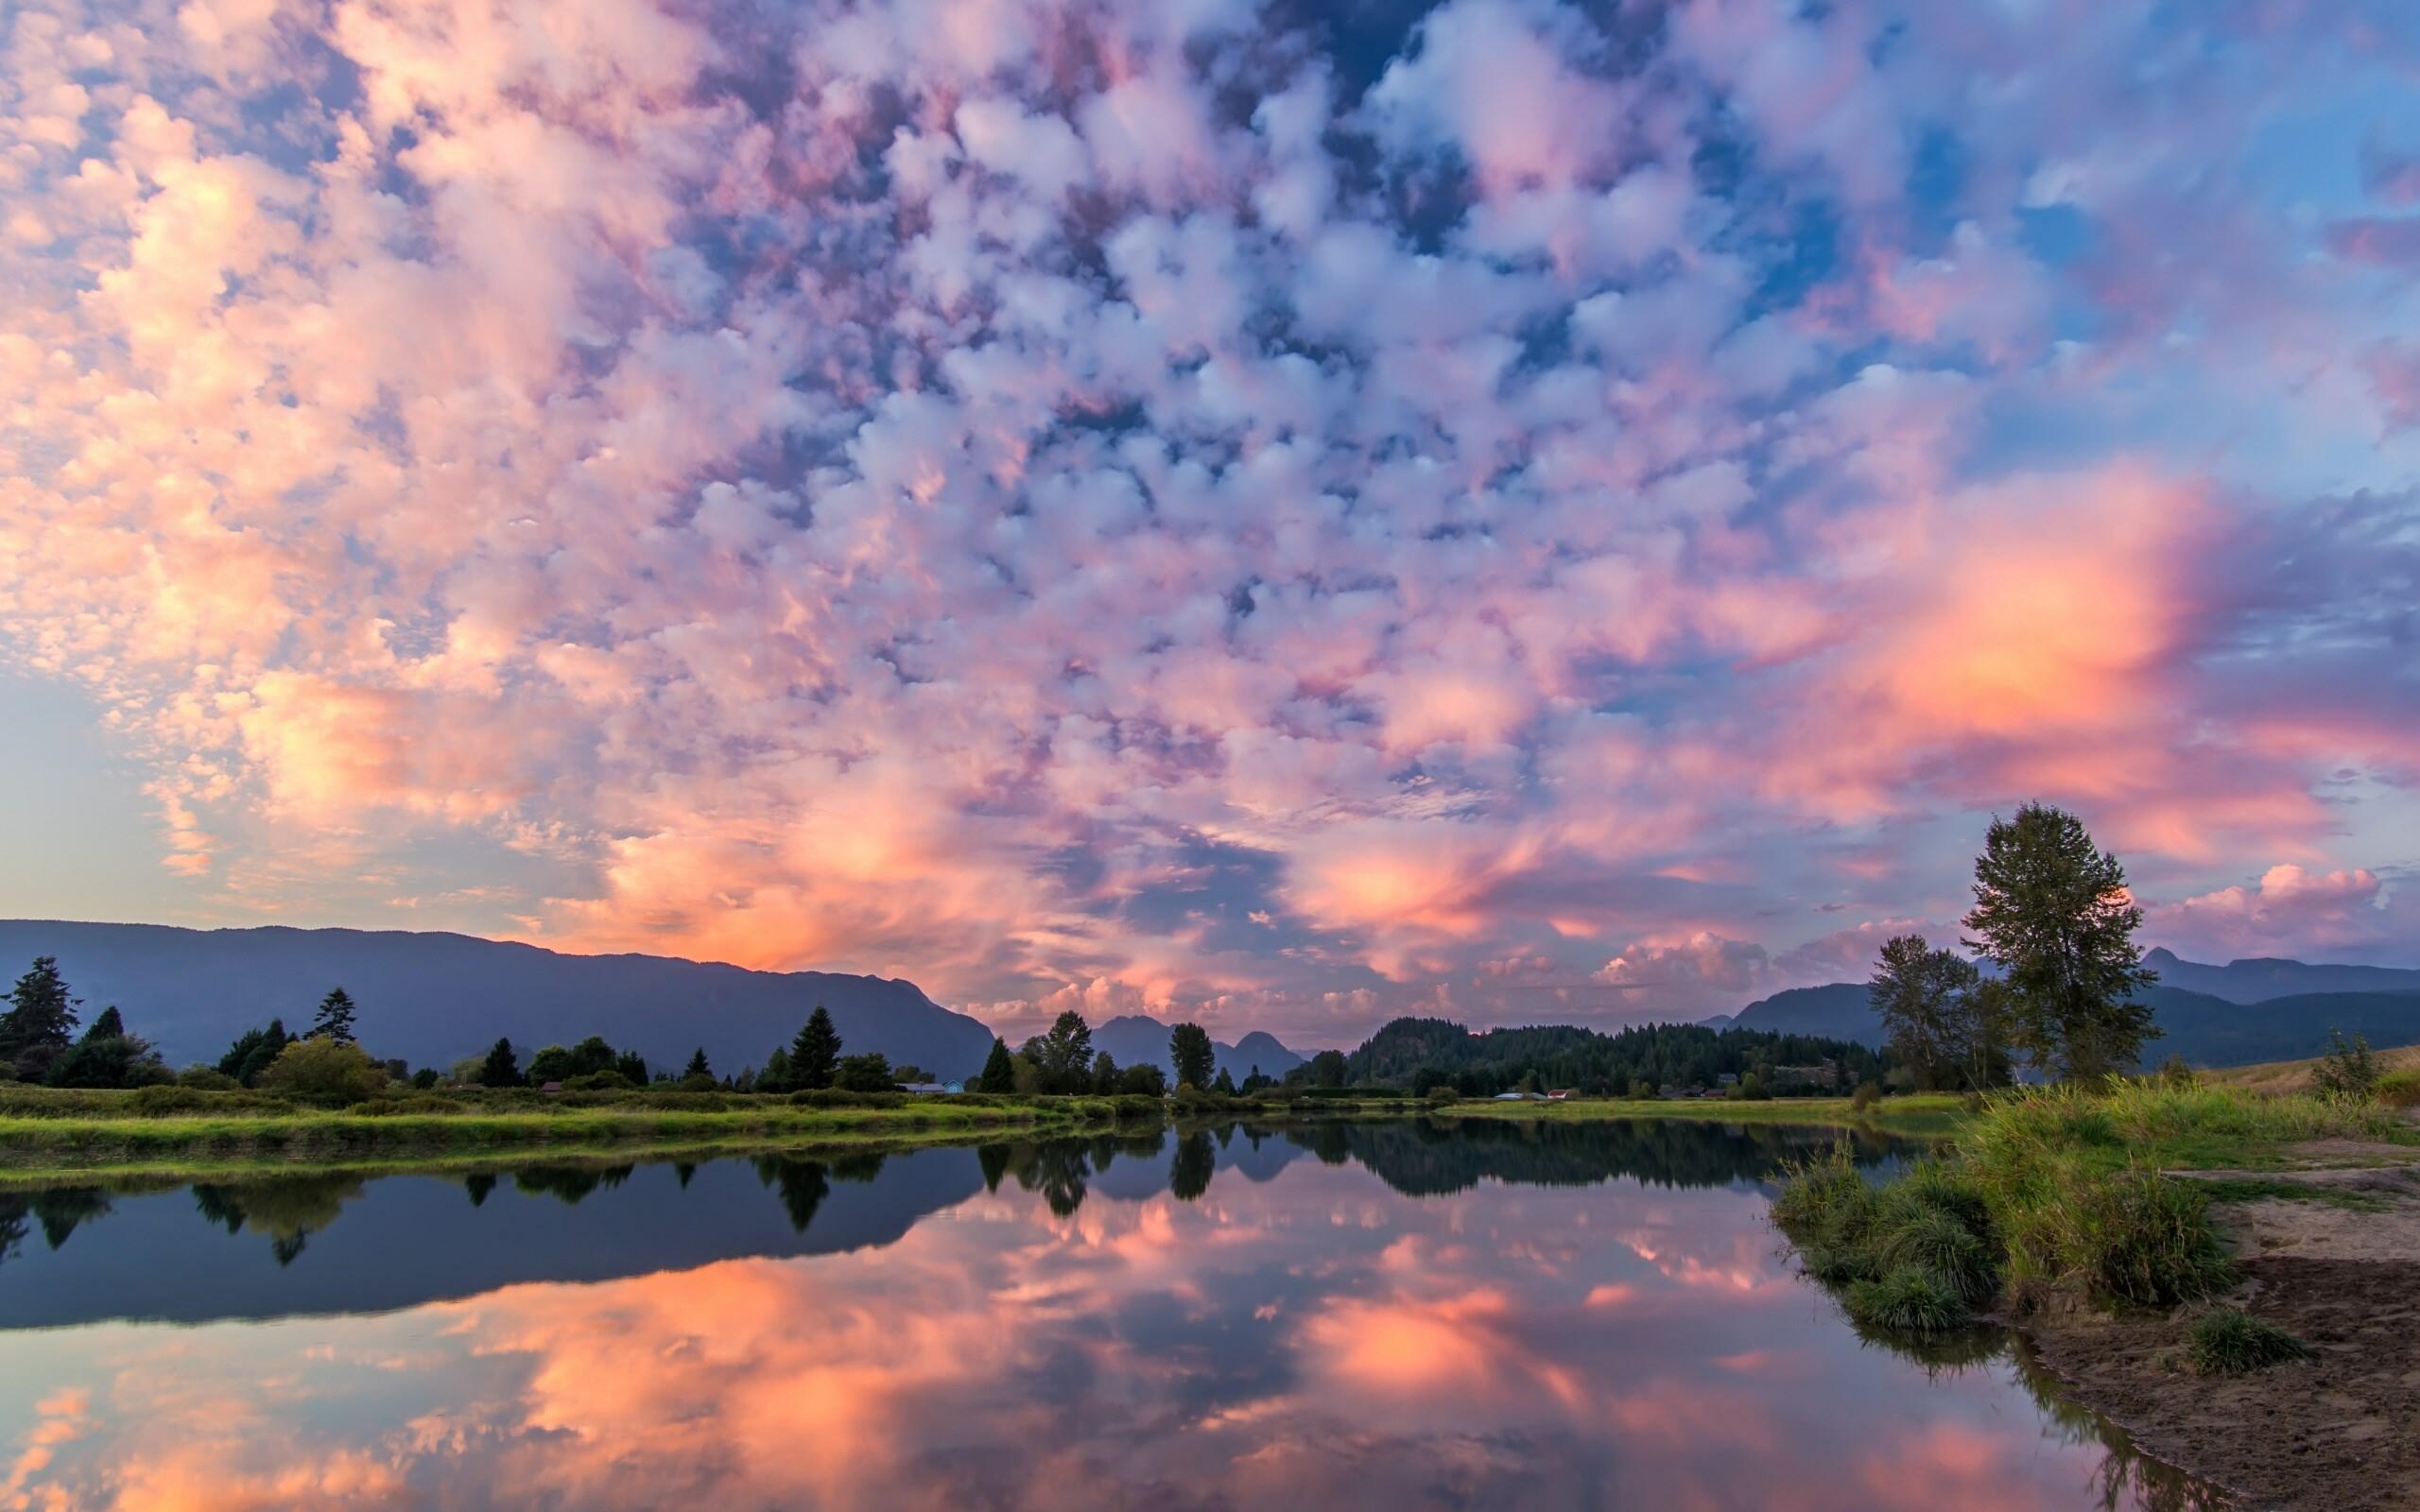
(1, 1125, 2205, 1511)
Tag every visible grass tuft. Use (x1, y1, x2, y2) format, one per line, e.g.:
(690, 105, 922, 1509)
(1843, 1264, 1967, 1334)
(2187, 1307, 2310, 1374)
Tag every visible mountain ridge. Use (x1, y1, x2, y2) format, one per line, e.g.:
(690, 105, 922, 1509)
(1726, 949, 2420, 1068)
(0, 919, 997, 1077)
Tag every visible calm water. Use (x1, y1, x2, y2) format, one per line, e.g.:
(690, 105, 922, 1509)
(0, 1120, 2215, 1510)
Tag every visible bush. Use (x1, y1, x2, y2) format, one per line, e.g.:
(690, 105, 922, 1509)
(2076, 1169, 2235, 1307)
(1874, 1209, 1997, 1305)
(176, 1066, 242, 1091)
(1850, 1082, 1880, 1112)
(1843, 1265, 1966, 1334)
(2312, 1031, 2380, 1101)
(345, 1094, 475, 1117)
(2187, 1307, 2310, 1374)
(562, 1070, 636, 1091)
(257, 1040, 390, 1105)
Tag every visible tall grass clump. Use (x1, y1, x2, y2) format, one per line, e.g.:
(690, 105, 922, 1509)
(1773, 1146, 1997, 1332)
(2187, 1307, 2310, 1374)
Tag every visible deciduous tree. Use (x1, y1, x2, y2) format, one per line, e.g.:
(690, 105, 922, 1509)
(1168, 1022, 1215, 1091)
(1962, 803, 2159, 1081)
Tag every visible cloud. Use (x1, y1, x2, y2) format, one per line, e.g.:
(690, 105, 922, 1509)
(2150, 864, 2416, 964)
(0, 0, 2414, 1041)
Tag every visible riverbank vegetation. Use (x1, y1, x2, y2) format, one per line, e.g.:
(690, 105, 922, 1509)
(1774, 1078, 2411, 1336)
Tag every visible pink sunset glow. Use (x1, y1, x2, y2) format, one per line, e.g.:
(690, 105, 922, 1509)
(2, 0, 2416, 1043)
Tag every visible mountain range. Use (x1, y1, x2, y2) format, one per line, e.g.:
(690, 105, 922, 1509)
(1723, 949, 2420, 1068)
(0, 920, 1000, 1078)
(1090, 1015, 1310, 1085)
(0, 920, 1324, 1085)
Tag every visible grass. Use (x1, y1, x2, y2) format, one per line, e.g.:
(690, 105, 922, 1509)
(2191, 1177, 2392, 1213)
(2187, 1307, 2311, 1374)
(1437, 1092, 1965, 1136)
(1772, 1078, 2409, 1334)
(2206, 1042, 2420, 1099)
(0, 1089, 1163, 1176)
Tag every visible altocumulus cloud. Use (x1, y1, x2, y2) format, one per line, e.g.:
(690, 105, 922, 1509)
(2, 0, 2417, 1042)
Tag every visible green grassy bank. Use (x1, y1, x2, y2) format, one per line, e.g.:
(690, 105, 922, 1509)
(1437, 1091, 1965, 1137)
(1771, 1079, 2416, 1336)
(0, 1084, 1439, 1178)
(0, 1082, 1966, 1181)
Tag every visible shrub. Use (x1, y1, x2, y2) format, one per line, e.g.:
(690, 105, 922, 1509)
(2156, 1053, 2199, 1089)
(1874, 1208, 1997, 1305)
(176, 1065, 242, 1091)
(2312, 1031, 2380, 1101)
(257, 1040, 389, 1105)
(562, 1070, 636, 1091)
(345, 1094, 474, 1117)
(1850, 1082, 1880, 1112)
(1843, 1265, 1966, 1334)
(2076, 1169, 2234, 1306)
(2187, 1307, 2310, 1374)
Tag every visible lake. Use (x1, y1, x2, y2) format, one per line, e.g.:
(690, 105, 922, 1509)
(0, 1119, 2217, 1509)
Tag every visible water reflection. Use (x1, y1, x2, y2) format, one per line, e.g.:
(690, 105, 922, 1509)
(0, 1120, 2214, 1510)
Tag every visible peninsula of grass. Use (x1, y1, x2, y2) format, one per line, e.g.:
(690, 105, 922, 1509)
(1438, 1091, 1966, 1137)
(0, 1082, 1443, 1177)
(1771, 1078, 2412, 1337)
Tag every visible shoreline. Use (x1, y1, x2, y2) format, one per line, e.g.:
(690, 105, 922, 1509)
(1772, 1082, 2420, 1511)
(2012, 1155, 2420, 1509)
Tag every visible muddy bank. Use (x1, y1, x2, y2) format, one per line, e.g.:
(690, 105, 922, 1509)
(2019, 1165, 2420, 1510)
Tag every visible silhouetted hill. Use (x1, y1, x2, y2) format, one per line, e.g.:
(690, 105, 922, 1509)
(1091, 1015, 1310, 1083)
(1732, 970, 2420, 1068)
(1729, 984, 1878, 1043)
(0, 920, 997, 1077)
(2141, 948, 2420, 1004)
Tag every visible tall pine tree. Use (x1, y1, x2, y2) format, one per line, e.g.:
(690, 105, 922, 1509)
(791, 1006, 841, 1091)
(977, 1037, 1016, 1093)
(0, 956, 80, 1078)
(309, 987, 359, 1044)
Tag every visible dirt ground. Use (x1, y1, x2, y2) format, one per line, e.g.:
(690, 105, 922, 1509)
(2020, 1147, 2420, 1510)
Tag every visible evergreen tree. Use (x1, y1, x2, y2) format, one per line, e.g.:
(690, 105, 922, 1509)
(0, 956, 80, 1078)
(1168, 1022, 1216, 1091)
(1092, 1050, 1120, 1093)
(759, 1047, 796, 1093)
(476, 1038, 523, 1088)
(308, 987, 358, 1044)
(1212, 1067, 1238, 1097)
(217, 1018, 292, 1087)
(1962, 803, 2159, 1080)
(684, 1046, 711, 1078)
(614, 1049, 649, 1085)
(977, 1037, 1016, 1093)
(47, 1010, 166, 1088)
(791, 1006, 841, 1091)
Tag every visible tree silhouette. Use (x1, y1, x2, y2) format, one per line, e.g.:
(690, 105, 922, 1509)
(977, 1037, 1016, 1093)
(0, 956, 80, 1079)
(476, 1038, 523, 1088)
(308, 987, 358, 1044)
(1963, 803, 2159, 1080)
(791, 1007, 841, 1090)
(1168, 1022, 1215, 1091)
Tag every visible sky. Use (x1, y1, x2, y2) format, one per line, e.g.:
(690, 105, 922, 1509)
(1, 0, 2416, 1048)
